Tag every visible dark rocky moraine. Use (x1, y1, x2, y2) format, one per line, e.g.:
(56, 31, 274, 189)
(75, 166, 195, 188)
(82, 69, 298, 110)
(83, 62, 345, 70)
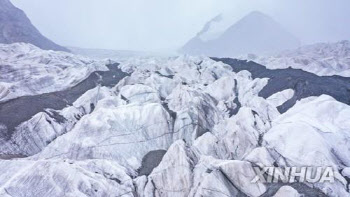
(0, 63, 128, 139)
(212, 58, 350, 113)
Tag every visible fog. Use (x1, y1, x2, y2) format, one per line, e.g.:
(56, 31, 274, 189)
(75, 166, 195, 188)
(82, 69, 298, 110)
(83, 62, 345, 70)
(11, 0, 350, 51)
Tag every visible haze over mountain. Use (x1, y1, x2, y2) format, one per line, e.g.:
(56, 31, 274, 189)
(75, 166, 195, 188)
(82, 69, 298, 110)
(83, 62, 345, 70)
(0, 0, 68, 52)
(181, 11, 300, 57)
(9, 0, 350, 51)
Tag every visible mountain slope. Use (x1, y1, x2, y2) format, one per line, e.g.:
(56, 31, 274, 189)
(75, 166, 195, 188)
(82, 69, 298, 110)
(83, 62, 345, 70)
(0, 0, 69, 52)
(181, 11, 300, 57)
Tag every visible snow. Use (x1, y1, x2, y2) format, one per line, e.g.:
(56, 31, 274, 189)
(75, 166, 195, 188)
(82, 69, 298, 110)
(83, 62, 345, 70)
(0, 159, 135, 197)
(0, 45, 350, 196)
(249, 40, 350, 77)
(273, 186, 300, 197)
(0, 43, 108, 102)
(265, 95, 350, 167)
(267, 89, 294, 107)
(264, 95, 350, 196)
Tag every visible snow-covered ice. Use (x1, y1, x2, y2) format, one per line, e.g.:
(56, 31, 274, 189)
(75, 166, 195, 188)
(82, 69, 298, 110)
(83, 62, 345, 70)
(0, 43, 349, 196)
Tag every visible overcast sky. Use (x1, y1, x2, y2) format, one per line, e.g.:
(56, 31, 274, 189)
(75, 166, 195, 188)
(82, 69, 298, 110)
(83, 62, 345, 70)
(11, 0, 350, 51)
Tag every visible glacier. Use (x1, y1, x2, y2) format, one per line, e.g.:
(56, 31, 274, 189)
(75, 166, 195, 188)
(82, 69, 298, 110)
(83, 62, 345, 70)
(0, 43, 108, 102)
(246, 40, 350, 77)
(0, 43, 349, 196)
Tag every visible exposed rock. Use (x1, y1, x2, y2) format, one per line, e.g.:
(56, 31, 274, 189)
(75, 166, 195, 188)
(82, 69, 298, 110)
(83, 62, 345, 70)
(138, 150, 167, 176)
(213, 58, 350, 113)
(0, 44, 128, 144)
(0, 0, 69, 52)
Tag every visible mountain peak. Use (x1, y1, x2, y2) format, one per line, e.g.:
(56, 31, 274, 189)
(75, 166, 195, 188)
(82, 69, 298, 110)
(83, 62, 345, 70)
(245, 10, 269, 18)
(240, 11, 276, 24)
(181, 11, 300, 57)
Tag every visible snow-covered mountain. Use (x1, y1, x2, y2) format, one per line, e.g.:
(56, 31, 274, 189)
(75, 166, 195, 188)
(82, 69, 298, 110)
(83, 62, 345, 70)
(0, 43, 350, 196)
(181, 11, 300, 57)
(246, 40, 350, 77)
(0, 0, 69, 52)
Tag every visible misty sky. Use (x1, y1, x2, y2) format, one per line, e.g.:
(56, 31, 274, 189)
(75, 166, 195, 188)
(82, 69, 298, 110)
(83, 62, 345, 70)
(11, 0, 350, 51)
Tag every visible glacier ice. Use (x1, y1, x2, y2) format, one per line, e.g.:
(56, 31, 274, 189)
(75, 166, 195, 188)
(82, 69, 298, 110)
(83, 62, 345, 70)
(0, 44, 349, 196)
